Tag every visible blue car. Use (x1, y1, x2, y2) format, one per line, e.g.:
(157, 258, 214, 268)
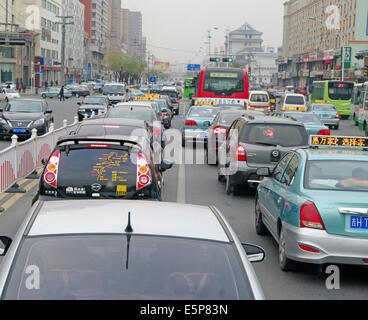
(255, 135, 368, 271)
(276, 111, 330, 136)
(182, 106, 221, 146)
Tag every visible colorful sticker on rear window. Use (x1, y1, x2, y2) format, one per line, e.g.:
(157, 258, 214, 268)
(91, 152, 129, 182)
(116, 185, 127, 196)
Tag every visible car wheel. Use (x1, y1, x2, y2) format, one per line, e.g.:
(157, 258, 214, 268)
(182, 137, 185, 147)
(77, 94, 80, 98)
(255, 195, 269, 235)
(335, 125, 339, 130)
(5, 97, 8, 102)
(279, 226, 297, 271)
(225, 175, 239, 195)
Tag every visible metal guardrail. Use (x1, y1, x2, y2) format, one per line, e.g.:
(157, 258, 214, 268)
(0, 116, 80, 195)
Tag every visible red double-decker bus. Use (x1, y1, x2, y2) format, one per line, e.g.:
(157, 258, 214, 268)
(194, 67, 249, 108)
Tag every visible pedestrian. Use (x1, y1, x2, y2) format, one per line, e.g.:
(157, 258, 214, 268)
(18, 82, 22, 94)
(50, 80, 54, 87)
(59, 85, 65, 101)
(55, 80, 58, 86)
(23, 83, 26, 94)
(45, 80, 48, 89)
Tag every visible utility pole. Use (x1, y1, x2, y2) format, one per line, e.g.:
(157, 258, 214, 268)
(56, 16, 74, 85)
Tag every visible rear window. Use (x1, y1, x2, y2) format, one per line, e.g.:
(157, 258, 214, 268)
(76, 125, 148, 137)
(285, 113, 323, 125)
(160, 91, 178, 98)
(42, 146, 154, 199)
(220, 112, 245, 125)
(311, 104, 336, 112)
(188, 107, 220, 118)
(250, 94, 269, 103)
(285, 96, 305, 105)
(107, 108, 155, 124)
(242, 124, 308, 147)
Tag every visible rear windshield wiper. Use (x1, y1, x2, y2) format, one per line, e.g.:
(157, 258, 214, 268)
(253, 141, 279, 147)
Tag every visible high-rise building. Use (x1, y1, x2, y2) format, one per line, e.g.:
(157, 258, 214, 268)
(62, 0, 85, 83)
(79, 0, 109, 80)
(129, 11, 142, 57)
(108, 0, 122, 49)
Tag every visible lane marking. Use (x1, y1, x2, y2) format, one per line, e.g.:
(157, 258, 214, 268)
(0, 179, 39, 214)
(177, 151, 186, 203)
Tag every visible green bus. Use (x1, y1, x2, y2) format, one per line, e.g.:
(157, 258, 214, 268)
(311, 80, 354, 119)
(184, 78, 195, 99)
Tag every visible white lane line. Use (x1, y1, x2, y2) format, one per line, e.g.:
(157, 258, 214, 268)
(177, 143, 186, 204)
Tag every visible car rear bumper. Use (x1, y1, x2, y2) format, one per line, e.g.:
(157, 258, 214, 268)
(183, 129, 208, 142)
(283, 221, 368, 266)
(229, 164, 263, 185)
(321, 119, 339, 126)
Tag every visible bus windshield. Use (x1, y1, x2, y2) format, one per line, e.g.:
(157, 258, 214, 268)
(203, 71, 244, 95)
(328, 82, 353, 100)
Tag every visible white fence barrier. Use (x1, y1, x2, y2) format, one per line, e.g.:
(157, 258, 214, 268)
(0, 116, 79, 193)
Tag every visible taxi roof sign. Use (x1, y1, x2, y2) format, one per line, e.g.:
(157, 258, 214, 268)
(309, 135, 368, 149)
(135, 97, 154, 101)
(145, 94, 162, 99)
(195, 101, 218, 106)
(315, 100, 331, 104)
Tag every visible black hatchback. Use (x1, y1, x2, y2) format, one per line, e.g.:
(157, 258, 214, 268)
(36, 135, 173, 202)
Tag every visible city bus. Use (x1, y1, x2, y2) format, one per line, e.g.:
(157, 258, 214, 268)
(194, 67, 249, 108)
(351, 83, 363, 125)
(358, 81, 368, 135)
(311, 80, 354, 119)
(184, 78, 195, 99)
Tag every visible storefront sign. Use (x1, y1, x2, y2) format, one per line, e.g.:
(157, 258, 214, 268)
(324, 49, 334, 60)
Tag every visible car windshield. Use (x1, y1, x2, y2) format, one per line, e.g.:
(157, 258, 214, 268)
(82, 97, 107, 105)
(76, 124, 148, 137)
(305, 160, 368, 191)
(4, 101, 43, 113)
(243, 124, 308, 147)
(188, 107, 220, 118)
(42, 146, 155, 199)
(160, 90, 178, 98)
(107, 108, 155, 124)
(311, 104, 336, 112)
(285, 113, 323, 125)
(250, 94, 269, 102)
(104, 85, 125, 94)
(3, 235, 253, 300)
(285, 96, 305, 105)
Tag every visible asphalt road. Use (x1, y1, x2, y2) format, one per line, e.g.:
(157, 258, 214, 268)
(0, 98, 367, 300)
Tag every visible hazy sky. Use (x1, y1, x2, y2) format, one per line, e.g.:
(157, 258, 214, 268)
(122, 0, 285, 66)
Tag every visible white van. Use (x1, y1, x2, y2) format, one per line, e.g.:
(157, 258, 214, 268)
(248, 91, 270, 113)
(279, 93, 307, 112)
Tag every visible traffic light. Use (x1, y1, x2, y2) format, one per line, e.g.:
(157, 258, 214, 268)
(209, 57, 221, 62)
(222, 57, 233, 62)
(248, 67, 252, 77)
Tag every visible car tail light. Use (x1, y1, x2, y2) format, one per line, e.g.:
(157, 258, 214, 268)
(185, 120, 197, 126)
(162, 112, 168, 117)
(153, 128, 161, 136)
(43, 151, 60, 188)
(87, 144, 111, 148)
(300, 201, 325, 230)
(213, 126, 228, 135)
(334, 114, 339, 119)
(137, 153, 151, 190)
(236, 145, 246, 161)
(317, 129, 330, 135)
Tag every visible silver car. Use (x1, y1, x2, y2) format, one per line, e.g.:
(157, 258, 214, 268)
(0, 200, 265, 300)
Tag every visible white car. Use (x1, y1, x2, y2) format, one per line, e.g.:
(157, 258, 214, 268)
(0, 200, 265, 300)
(0, 88, 20, 102)
(279, 93, 307, 112)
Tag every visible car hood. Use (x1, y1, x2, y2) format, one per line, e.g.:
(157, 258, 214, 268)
(2, 112, 43, 121)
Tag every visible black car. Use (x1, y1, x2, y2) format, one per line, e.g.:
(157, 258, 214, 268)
(0, 99, 54, 140)
(36, 135, 173, 203)
(77, 96, 110, 121)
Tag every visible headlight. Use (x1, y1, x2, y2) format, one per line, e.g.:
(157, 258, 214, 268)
(0, 118, 7, 125)
(33, 118, 45, 126)
(79, 108, 86, 112)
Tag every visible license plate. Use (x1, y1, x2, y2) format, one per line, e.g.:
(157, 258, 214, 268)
(13, 128, 26, 133)
(198, 132, 208, 138)
(350, 216, 368, 229)
(321, 114, 329, 118)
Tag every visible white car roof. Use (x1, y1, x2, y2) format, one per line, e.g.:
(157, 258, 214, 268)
(116, 101, 152, 107)
(250, 91, 269, 95)
(28, 200, 229, 242)
(284, 93, 304, 97)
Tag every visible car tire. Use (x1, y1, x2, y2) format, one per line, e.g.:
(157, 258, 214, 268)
(226, 175, 240, 195)
(77, 94, 80, 98)
(255, 195, 269, 235)
(42, 94, 46, 99)
(335, 125, 339, 130)
(279, 226, 297, 271)
(182, 137, 185, 147)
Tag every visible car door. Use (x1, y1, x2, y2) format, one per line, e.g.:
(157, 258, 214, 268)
(260, 152, 294, 238)
(43, 101, 52, 124)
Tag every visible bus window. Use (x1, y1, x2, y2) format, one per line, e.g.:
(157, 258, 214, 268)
(328, 82, 353, 100)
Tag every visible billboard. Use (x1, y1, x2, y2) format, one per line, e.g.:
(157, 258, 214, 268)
(154, 61, 171, 74)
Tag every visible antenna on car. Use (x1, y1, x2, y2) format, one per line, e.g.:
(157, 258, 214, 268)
(125, 212, 133, 270)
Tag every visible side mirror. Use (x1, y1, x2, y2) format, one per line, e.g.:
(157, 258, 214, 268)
(77, 102, 81, 106)
(41, 157, 48, 166)
(242, 243, 265, 263)
(256, 167, 271, 177)
(0, 236, 12, 256)
(160, 159, 173, 172)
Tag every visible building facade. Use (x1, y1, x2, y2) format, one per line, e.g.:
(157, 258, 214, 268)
(108, 0, 122, 49)
(129, 11, 142, 57)
(63, 0, 85, 84)
(280, 0, 368, 88)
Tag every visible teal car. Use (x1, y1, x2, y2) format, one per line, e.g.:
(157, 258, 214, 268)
(309, 103, 340, 130)
(255, 135, 368, 271)
(40, 87, 72, 99)
(182, 106, 221, 146)
(277, 111, 330, 136)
